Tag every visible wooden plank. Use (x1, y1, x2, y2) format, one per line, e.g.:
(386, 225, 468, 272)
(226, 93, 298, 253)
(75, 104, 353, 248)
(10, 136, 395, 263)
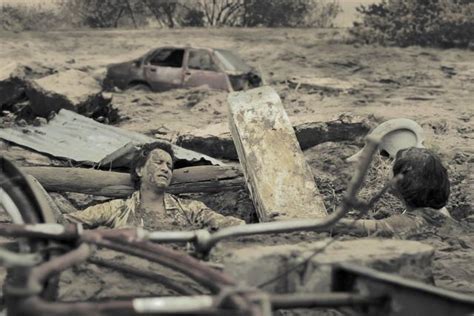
(22, 165, 245, 197)
(228, 86, 327, 222)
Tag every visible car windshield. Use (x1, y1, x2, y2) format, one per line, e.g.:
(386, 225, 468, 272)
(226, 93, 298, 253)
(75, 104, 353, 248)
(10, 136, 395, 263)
(214, 49, 252, 74)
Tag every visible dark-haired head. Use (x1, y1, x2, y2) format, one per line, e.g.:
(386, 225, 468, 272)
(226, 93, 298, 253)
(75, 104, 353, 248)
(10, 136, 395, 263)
(392, 147, 450, 210)
(130, 142, 174, 189)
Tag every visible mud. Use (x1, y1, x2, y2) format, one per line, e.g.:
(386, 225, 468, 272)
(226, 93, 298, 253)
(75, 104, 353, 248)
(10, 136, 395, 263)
(0, 28, 472, 303)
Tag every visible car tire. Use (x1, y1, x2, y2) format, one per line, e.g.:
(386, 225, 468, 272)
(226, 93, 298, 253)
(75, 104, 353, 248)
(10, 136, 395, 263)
(129, 83, 151, 92)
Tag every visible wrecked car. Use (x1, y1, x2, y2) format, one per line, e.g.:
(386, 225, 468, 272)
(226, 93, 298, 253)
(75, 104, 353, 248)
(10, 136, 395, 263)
(103, 46, 262, 92)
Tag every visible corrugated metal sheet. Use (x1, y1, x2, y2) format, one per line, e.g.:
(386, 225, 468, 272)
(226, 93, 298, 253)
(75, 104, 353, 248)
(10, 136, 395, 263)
(0, 109, 223, 166)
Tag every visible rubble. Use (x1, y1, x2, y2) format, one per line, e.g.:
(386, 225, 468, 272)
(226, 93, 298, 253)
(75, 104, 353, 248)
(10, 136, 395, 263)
(223, 239, 434, 293)
(25, 69, 113, 118)
(0, 62, 55, 109)
(0, 63, 25, 108)
(48, 193, 78, 215)
(228, 86, 327, 221)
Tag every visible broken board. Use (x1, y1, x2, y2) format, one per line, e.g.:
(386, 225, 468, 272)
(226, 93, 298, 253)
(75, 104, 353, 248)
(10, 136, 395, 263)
(228, 86, 327, 222)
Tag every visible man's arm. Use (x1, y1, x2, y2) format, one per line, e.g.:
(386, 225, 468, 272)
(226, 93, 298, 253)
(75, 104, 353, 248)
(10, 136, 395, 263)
(331, 215, 422, 237)
(179, 199, 245, 230)
(64, 199, 123, 229)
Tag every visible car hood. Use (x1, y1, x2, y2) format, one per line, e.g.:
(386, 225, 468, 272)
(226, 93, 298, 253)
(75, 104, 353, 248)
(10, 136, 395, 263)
(107, 61, 134, 73)
(214, 49, 254, 75)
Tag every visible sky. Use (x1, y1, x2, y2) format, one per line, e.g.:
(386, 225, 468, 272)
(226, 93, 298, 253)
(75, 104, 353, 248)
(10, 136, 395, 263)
(0, 0, 380, 27)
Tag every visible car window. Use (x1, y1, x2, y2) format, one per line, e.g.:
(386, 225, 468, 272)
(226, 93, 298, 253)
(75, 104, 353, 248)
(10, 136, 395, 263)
(187, 50, 219, 72)
(149, 49, 184, 68)
(215, 49, 252, 73)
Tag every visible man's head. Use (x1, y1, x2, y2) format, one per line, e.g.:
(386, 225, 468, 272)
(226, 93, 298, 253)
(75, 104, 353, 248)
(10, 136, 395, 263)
(130, 142, 175, 191)
(392, 147, 450, 210)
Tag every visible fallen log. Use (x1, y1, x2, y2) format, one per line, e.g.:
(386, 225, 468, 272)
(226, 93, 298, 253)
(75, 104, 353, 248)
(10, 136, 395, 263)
(295, 119, 370, 150)
(22, 165, 245, 197)
(176, 119, 370, 160)
(228, 86, 327, 222)
(177, 133, 237, 160)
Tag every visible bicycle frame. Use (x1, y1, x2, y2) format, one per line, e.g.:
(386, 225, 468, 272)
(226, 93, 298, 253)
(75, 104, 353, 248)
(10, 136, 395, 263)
(2, 227, 257, 315)
(1, 133, 474, 315)
(1, 223, 473, 316)
(0, 224, 383, 316)
(0, 135, 383, 315)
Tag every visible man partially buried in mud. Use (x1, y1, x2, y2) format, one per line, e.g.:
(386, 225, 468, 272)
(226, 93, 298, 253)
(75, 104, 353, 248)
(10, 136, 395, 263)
(332, 147, 463, 238)
(65, 142, 244, 231)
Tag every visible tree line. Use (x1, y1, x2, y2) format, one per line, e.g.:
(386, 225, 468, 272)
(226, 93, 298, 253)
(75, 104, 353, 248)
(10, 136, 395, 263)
(0, 0, 342, 30)
(350, 0, 474, 48)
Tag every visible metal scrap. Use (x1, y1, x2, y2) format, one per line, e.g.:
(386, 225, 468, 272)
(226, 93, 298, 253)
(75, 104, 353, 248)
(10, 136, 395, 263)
(0, 109, 224, 167)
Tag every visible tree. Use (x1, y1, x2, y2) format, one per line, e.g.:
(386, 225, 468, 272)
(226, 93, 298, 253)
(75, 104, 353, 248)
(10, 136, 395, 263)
(350, 0, 474, 48)
(141, 0, 179, 28)
(304, 0, 341, 27)
(60, 0, 146, 28)
(193, 0, 244, 26)
(240, 0, 340, 28)
(57, 0, 342, 29)
(242, 0, 311, 27)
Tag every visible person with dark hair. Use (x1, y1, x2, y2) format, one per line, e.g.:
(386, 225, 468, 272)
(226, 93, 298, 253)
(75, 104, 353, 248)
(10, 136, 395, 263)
(65, 142, 244, 230)
(331, 147, 460, 237)
(392, 147, 450, 210)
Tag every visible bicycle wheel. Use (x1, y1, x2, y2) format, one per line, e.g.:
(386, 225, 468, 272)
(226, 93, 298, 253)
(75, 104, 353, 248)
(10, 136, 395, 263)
(0, 156, 59, 303)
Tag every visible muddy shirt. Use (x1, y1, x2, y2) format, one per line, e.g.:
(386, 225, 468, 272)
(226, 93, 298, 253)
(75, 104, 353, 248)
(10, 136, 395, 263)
(335, 207, 462, 238)
(64, 192, 244, 231)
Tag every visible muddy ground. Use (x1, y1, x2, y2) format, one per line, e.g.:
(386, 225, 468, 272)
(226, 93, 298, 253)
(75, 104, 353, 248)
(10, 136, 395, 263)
(0, 28, 473, 305)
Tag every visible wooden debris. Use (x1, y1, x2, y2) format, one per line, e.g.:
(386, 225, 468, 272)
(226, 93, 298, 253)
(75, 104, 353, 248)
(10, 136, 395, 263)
(22, 165, 244, 197)
(228, 86, 327, 222)
(295, 119, 370, 150)
(177, 119, 370, 159)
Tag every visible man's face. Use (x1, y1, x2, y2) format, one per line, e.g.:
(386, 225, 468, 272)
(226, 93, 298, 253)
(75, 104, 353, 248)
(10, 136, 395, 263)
(138, 149, 173, 191)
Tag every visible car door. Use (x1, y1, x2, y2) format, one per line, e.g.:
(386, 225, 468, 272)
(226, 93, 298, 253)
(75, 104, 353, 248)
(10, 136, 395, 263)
(143, 48, 185, 91)
(183, 49, 232, 91)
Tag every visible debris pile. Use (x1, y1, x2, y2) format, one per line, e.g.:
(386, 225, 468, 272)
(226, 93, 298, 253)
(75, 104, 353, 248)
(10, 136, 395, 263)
(26, 69, 116, 120)
(0, 63, 119, 127)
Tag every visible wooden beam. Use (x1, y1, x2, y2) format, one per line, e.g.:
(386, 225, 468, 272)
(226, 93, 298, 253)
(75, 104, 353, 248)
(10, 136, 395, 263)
(176, 119, 370, 159)
(228, 86, 327, 222)
(22, 165, 245, 197)
(295, 119, 369, 150)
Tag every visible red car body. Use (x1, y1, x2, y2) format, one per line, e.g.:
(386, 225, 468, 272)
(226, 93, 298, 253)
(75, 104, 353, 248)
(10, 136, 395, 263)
(104, 46, 262, 92)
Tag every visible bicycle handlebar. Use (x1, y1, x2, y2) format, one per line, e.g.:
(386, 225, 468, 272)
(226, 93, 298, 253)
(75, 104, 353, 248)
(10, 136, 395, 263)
(0, 135, 382, 259)
(0, 136, 383, 315)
